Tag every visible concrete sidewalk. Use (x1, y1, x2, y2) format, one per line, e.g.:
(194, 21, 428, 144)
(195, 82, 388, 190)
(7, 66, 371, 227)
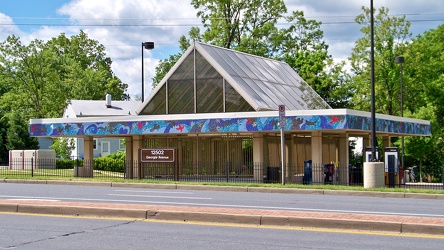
(1, 179, 444, 235)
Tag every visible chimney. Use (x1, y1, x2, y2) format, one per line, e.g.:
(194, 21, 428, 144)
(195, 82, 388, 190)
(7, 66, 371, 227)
(106, 94, 112, 108)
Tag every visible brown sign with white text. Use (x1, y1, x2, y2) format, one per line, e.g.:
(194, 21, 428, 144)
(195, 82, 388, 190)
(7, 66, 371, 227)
(140, 148, 176, 163)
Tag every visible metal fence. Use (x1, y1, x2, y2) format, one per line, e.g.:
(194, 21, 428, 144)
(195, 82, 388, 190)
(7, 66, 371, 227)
(1, 158, 443, 190)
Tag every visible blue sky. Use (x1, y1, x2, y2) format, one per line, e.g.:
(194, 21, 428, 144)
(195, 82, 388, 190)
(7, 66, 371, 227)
(1, 0, 443, 98)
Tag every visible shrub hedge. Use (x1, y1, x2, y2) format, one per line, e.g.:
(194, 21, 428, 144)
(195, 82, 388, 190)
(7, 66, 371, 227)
(55, 151, 125, 173)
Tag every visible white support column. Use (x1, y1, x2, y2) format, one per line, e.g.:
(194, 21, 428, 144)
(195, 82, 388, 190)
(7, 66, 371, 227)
(338, 133, 350, 185)
(311, 131, 323, 183)
(253, 134, 264, 182)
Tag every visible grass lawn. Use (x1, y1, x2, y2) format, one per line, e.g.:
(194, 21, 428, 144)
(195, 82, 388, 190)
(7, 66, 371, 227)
(1, 168, 443, 195)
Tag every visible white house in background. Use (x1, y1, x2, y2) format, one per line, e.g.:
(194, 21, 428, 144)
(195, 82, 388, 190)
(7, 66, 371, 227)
(62, 94, 140, 159)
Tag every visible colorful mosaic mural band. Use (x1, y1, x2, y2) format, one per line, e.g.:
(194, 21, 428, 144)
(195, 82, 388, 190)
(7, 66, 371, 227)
(30, 115, 431, 137)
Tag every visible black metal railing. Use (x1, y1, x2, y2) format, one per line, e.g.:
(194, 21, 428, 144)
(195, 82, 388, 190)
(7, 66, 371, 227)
(1, 158, 443, 190)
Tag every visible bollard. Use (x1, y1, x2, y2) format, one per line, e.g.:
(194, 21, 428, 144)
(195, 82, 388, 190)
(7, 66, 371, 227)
(363, 162, 385, 188)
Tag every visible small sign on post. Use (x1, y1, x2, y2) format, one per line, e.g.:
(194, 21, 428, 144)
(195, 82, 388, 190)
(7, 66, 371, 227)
(279, 105, 285, 129)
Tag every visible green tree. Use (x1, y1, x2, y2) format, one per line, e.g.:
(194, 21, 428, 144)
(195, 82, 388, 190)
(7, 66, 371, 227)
(276, 11, 353, 108)
(152, 2, 352, 108)
(5, 113, 38, 150)
(50, 138, 75, 159)
(404, 24, 444, 127)
(0, 31, 128, 151)
(192, 0, 286, 50)
(402, 25, 444, 176)
(0, 115, 7, 160)
(152, 0, 287, 89)
(0, 31, 129, 120)
(349, 6, 411, 114)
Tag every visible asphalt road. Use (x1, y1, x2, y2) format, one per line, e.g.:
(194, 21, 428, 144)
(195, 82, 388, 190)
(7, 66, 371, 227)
(1, 182, 444, 219)
(1, 213, 443, 250)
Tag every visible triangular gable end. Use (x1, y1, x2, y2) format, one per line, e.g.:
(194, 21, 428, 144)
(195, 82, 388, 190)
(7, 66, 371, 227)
(137, 43, 255, 115)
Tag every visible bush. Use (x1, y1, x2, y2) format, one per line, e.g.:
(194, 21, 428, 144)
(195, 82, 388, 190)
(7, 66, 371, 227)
(93, 151, 125, 173)
(56, 159, 83, 169)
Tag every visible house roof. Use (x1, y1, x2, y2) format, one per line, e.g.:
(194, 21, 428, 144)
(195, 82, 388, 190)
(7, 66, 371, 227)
(66, 100, 141, 117)
(136, 42, 330, 115)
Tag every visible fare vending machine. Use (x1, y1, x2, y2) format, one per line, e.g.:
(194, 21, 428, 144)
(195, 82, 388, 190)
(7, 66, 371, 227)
(365, 146, 380, 162)
(384, 147, 399, 187)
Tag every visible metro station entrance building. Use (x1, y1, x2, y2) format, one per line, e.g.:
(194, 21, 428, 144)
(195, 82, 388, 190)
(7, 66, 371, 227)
(30, 43, 431, 184)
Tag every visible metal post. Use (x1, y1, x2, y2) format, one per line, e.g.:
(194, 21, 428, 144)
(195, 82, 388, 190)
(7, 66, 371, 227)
(141, 43, 144, 102)
(280, 126, 285, 185)
(370, 0, 377, 161)
(226, 160, 229, 182)
(396, 56, 405, 186)
(278, 105, 286, 185)
(141, 42, 154, 102)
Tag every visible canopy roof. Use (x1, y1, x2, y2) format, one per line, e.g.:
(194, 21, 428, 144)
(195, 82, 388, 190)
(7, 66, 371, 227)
(137, 43, 330, 115)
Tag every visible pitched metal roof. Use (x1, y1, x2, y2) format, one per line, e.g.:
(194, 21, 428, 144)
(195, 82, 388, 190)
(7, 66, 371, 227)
(137, 42, 330, 115)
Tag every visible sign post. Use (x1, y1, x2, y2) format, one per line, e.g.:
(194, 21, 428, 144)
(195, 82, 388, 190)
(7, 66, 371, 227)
(279, 105, 286, 185)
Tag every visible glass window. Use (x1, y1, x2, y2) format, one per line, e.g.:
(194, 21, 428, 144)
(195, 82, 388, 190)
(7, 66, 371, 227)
(93, 139, 97, 150)
(196, 51, 224, 113)
(168, 79, 194, 114)
(225, 82, 254, 112)
(169, 52, 194, 81)
(139, 85, 166, 115)
(167, 51, 195, 114)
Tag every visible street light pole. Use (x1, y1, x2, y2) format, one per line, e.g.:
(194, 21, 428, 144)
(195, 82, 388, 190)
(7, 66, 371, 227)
(370, 0, 377, 161)
(141, 42, 154, 102)
(396, 56, 405, 180)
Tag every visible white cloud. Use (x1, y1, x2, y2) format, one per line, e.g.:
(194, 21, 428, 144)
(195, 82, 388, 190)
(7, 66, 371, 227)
(1, 0, 443, 100)
(55, 0, 198, 99)
(0, 13, 23, 40)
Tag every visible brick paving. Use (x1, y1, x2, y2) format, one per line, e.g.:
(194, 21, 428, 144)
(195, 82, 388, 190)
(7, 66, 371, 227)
(1, 199, 444, 226)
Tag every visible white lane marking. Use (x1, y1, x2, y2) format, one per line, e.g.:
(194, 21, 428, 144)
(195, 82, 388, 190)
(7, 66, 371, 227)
(1, 195, 443, 218)
(107, 194, 211, 200)
(8, 199, 61, 202)
(113, 190, 195, 195)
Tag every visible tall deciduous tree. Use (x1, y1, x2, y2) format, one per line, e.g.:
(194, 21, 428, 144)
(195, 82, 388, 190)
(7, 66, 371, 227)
(402, 24, 444, 173)
(276, 11, 353, 108)
(404, 24, 444, 128)
(192, 0, 286, 50)
(0, 31, 128, 152)
(349, 6, 411, 114)
(0, 31, 129, 120)
(4, 113, 38, 150)
(153, 1, 352, 108)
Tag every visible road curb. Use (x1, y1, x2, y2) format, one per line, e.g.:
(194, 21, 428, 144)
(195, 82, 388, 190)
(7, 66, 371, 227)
(16, 204, 148, 219)
(149, 210, 262, 225)
(401, 223, 444, 235)
(2, 202, 443, 235)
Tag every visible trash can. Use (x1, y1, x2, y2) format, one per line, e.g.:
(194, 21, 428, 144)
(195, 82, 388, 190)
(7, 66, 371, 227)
(303, 160, 312, 184)
(267, 167, 280, 183)
(324, 164, 333, 184)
